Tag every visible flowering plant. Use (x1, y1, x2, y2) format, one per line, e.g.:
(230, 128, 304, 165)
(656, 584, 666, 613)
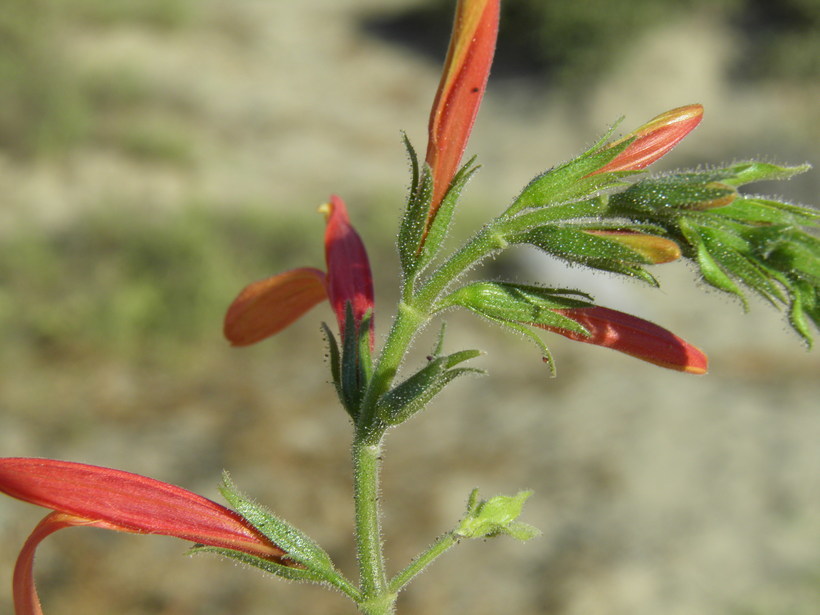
(1, 1, 817, 614)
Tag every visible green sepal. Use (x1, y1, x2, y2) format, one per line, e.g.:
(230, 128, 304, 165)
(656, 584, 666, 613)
(415, 156, 480, 275)
(217, 473, 357, 597)
(498, 198, 609, 232)
(456, 489, 541, 542)
(320, 322, 347, 417)
(376, 338, 484, 426)
(762, 231, 820, 282)
(338, 304, 373, 416)
(398, 136, 434, 279)
(437, 282, 593, 333)
(505, 130, 633, 216)
(717, 161, 811, 187)
(436, 282, 599, 375)
(788, 279, 819, 347)
(607, 176, 738, 217)
(402, 131, 420, 196)
(715, 197, 820, 227)
(681, 220, 747, 306)
(510, 225, 660, 285)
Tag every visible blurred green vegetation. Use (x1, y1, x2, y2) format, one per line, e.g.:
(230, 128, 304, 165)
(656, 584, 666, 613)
(407, 0, 820, 86)
(0, 208, 321, 366)
(0, 0, 194, 159)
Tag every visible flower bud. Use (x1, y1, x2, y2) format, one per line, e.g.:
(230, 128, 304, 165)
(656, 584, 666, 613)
(590, 104, 704, 175)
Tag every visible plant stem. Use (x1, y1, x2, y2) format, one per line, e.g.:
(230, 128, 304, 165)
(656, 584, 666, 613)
(349, 223, 509, 614)
(352, 435, 396, 614)
(389, 531, 459, 594)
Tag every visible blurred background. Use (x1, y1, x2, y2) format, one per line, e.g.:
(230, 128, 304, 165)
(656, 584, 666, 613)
(1, 0, 818, 613)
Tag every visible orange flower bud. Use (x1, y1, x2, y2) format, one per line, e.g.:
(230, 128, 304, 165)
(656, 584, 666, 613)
(591, 104, 704, 175)
(425, 0, 500, 233)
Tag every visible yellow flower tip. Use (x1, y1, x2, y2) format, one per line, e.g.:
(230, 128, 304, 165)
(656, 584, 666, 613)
(317, 201, 333, 221)
(639, 103, 704, 135)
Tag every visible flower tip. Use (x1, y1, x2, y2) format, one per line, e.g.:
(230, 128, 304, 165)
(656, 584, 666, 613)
(681, 346, 708, 375)
(318, 195, 345, 221)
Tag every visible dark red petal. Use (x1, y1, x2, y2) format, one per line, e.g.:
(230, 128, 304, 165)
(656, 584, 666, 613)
(323, 195, 375, 346)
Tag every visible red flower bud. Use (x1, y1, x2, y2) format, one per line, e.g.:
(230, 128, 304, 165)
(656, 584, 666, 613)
(538, 306, 708, 374)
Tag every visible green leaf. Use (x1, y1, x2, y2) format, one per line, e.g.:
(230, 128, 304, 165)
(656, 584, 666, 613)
(456, 489, 541, 542)
(376, 346, 484, 426)
(218, 473, 356, 595)
(398, 137, 434, 279)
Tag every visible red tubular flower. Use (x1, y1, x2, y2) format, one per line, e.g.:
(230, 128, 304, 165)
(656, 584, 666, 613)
(224, 194, 374, 347)
(536, 306, 708, 374)
(590, 104, 704, 176)
(425, 0, 499, 233)
(0, 458, 289, 615)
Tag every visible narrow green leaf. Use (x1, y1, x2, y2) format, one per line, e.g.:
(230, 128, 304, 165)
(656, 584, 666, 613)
(699, 227, 786, 306)
(217, 474, 356, 596)
(499, 198, 608, 233)
(320, 322, 346, 416)
(376, 348, 484, 425)
(402, 131, 420, 196)
(680, 220, 748, 307)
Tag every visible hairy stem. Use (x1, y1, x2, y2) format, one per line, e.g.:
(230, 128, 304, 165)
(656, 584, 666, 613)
(352, 435, 396, 614)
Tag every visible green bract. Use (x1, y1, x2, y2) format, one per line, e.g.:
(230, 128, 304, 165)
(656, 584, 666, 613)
(456, 489, 541, 541)
(202, 474, 359, 598)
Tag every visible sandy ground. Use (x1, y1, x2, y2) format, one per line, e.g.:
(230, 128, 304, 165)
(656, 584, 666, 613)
(1, 1, 818, 614)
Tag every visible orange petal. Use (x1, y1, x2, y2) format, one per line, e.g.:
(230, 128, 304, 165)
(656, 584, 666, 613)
(224, 267, 327, 346)
(540, 306, 708, 374)
(425, 0, 500, 225)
